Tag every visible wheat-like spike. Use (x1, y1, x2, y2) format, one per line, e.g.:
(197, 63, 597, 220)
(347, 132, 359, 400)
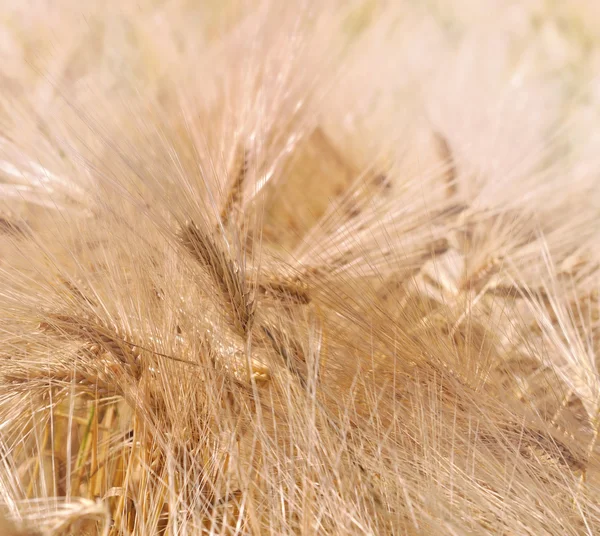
(0, 215, 28, 238)
(219, 146, 249, 228)
(256, 272, 312, 305)
(38, 314, 141, 374)
(57, 276, 98, 307)
(517, 425, 588, 473)
(434, 131, 458, 199)
(179, 221, 254, 336)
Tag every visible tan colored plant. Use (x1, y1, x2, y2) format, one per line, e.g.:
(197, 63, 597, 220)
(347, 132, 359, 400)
(1, 1, 600, 534)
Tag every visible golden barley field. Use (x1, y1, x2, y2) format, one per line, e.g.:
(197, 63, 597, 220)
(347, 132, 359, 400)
(1, 1, 600, 534)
